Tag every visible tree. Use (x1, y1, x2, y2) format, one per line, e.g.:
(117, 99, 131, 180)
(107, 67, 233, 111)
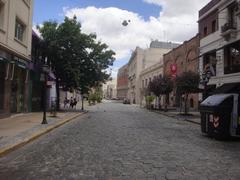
(38, 17, 84, 110)
(38, 16, 115, 110)
(148, 75, 173, 110)
(176, 71, 200, 115)
(160, 75, 173, 111)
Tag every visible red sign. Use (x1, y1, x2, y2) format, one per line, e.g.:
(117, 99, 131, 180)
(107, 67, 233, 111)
(170, 64, 177, 78)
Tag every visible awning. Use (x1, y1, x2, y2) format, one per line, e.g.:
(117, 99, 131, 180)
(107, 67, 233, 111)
(212, 83, 240, 94)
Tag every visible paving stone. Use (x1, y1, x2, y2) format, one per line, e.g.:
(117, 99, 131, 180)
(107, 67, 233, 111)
(0, 102, 240, 179)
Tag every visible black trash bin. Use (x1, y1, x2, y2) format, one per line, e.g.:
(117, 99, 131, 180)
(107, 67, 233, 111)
(200, 94, 234, 139)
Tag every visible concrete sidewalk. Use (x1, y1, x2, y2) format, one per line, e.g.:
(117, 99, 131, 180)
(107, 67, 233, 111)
(0, 111, 86, 156)
(153, 110, 201, 124)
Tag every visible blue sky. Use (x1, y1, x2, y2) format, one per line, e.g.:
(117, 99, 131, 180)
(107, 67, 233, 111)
(33, 0, 210, 77)
(33, 0, 161, 25)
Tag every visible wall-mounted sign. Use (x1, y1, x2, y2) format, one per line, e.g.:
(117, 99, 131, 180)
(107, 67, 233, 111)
(170, 64, 177, 78)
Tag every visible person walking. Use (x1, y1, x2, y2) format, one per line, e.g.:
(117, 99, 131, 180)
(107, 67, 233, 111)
(63, 97, 69, 108)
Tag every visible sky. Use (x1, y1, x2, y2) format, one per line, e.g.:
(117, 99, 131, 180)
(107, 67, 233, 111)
(33, 0, 211, 77)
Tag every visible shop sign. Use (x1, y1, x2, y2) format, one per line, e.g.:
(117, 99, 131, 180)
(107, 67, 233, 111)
(13, 56, 27, 69)
(170, 64, 177, 78)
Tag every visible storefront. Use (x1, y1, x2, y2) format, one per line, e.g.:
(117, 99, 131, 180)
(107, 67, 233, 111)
(0, 50, 31, 117)
(10, 64, 27, 113)
(0, 57, 6, 112)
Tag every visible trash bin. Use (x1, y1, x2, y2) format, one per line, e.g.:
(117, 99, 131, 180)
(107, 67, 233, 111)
(199, 94, 234, 139)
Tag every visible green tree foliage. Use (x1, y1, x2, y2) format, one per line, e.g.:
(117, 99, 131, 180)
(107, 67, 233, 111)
(145, 96, 155, 110)
(148, 75, 173, 110)
(38, 16, 115, 110)
(176, 71, 200, 114)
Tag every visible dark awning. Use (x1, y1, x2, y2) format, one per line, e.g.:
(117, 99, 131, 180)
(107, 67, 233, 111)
(212, 83, 240, 94)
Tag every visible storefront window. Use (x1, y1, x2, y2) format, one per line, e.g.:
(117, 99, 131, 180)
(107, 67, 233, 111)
(224, 41, 240, 74)
(0, 63, 5, 110)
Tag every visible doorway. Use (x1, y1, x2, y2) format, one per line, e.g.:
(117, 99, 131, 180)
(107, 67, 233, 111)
(10, 66, 25, 113)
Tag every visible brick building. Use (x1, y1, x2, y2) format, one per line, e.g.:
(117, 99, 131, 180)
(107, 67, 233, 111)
(163, 34, 200, 110)
(117, 64, 128, 100)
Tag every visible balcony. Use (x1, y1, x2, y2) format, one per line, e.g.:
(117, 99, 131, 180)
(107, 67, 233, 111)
(221, 23, 237, 40)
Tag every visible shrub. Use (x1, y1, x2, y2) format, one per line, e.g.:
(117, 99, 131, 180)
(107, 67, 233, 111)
(145, 96, 155, 109)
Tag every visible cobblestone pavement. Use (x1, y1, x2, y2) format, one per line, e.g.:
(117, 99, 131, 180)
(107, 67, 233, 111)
(1, 101, 240, 180)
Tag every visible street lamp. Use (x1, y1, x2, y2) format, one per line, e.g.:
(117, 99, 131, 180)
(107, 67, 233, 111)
(41, 62, 50, 124)
(200, 71, 212, 100)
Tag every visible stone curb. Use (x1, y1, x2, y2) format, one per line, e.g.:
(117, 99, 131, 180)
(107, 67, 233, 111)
(0, 111, 88, 157)
(152, 110, 200, 125)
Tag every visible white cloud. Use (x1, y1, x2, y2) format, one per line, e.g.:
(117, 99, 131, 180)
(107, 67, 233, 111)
(64, 1, 210, 66)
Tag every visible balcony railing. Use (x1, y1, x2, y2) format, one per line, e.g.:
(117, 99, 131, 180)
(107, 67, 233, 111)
(221, 23, 236, 33)
(221, 23, 237, 40)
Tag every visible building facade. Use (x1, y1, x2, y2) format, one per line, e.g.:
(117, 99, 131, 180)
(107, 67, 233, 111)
(117, 64, 128, 100)
(198, 0, 240, 100)
(127, 41, 179, 104)
(0, 0, 33, 117)
(163, 34, 200, 110)
(139, 62, 164, 107)
(103, 78, 117, 99)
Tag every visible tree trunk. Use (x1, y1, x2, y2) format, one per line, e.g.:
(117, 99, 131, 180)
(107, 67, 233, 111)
(164, 94, 168, 112)
(81, 94, 84, 111)
(56, 77, 60, 111)
(158, 95, 161, 110)
(184, 93, 188, 115)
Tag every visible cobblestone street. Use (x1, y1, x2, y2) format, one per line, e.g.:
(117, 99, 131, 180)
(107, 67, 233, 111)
(1, 101, 240, 180)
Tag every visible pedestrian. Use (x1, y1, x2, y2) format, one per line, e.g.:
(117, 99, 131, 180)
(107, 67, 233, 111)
(64, 97, 69, 108)
(73, 98, 77, 109)
(70, 97, 74, 109)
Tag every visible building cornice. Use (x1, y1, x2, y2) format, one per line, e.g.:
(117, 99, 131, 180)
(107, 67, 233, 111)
(0, 42, 31, 61)
(140, 62, 163, 77)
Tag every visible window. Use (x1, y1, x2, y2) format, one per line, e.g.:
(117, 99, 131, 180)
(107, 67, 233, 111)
(0, 1, 4, 29)
(203, 52, 217, 76)
(228, 3, 237, 28)
(15, 19, 25, 42)
(224, 41, 240, 74)
(203, 26, 207, 36)
(142, 80, 144, 88)
(212, 20, 216, 33)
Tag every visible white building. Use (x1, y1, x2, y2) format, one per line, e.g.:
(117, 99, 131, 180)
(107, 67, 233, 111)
(103, 78, 117, 99)
(199, 0, 240, 99)
(127, 41, 179, 104)
(139, 63, 164, 107)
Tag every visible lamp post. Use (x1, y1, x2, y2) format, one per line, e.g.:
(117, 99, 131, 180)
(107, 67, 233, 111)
(42, 63, 49, 124)
(201, 71, 212, 100)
